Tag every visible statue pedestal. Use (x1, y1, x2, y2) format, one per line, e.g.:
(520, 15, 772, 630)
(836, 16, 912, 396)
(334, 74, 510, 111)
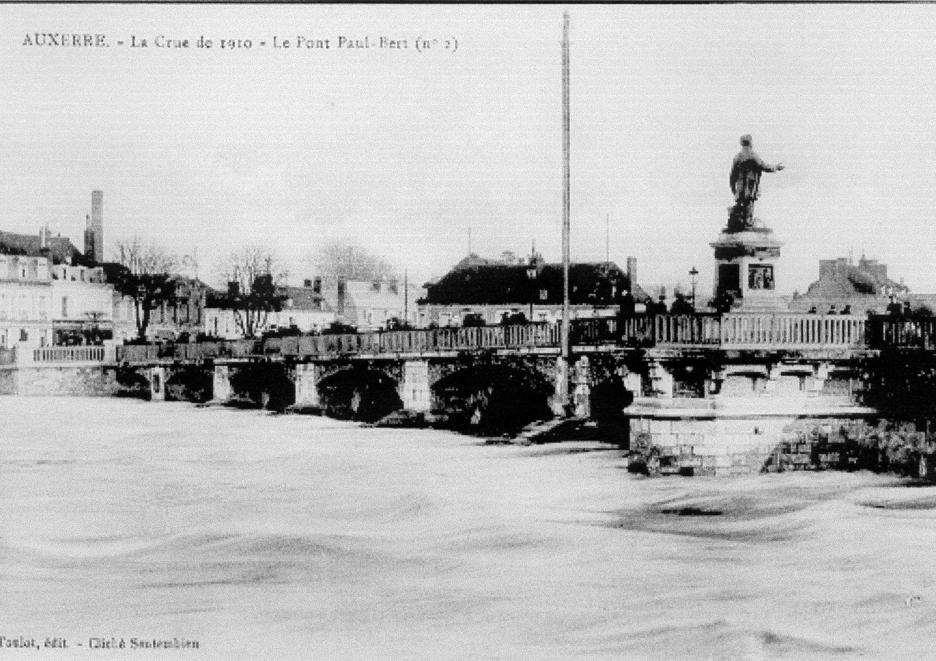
(710, 226, 785, 311)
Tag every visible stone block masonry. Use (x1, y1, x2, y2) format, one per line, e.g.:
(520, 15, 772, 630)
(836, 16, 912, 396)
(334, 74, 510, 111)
(5, 365, 118, 396)
(632, 413, 878, 477)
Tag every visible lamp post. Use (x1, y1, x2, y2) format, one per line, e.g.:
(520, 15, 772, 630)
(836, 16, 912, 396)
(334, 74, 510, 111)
(689, 266, 699, 309)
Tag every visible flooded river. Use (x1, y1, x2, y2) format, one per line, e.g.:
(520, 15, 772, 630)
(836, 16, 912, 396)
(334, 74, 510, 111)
(2, 397, 936, 659)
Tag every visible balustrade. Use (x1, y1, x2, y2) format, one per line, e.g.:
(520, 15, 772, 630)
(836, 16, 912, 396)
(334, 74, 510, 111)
(867, 316, 936, 350)
(109, 313, 930, 366)
(33, 345, 105, 363)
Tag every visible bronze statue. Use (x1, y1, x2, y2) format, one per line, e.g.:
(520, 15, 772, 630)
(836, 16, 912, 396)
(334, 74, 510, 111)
(728, 135, 784, 232)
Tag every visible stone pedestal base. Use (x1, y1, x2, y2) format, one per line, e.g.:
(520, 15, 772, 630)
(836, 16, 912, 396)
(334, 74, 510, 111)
(627, 398, 876, 476)
(711, 227, 784, 310)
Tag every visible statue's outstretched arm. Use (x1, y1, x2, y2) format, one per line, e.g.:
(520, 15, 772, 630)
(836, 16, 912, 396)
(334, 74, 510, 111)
(754, 153, 784, 172)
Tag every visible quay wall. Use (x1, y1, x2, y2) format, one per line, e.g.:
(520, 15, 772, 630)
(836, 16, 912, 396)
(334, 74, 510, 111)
(0, 364, 118, 397)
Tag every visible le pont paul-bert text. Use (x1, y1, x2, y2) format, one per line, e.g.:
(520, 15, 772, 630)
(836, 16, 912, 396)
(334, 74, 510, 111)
(20, 33, 459, 53)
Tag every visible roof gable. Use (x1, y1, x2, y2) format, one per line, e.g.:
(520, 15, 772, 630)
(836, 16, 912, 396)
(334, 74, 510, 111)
(0, 231, 85, 265)
(423, 260, 648, 305)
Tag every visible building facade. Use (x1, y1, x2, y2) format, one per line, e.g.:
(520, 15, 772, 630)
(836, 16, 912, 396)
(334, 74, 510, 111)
(788, 255, 908, 314)
(417, 253, 646, 327)
(0, 254, 53, 348)
(203, 283, 335, 339)
(313, 276, 423, 330)
(50, 263, 114, 344)
(110, 278, 213, 343)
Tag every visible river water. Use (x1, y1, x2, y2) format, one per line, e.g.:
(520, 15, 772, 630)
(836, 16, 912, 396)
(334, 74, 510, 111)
(2, 397, 936, 659)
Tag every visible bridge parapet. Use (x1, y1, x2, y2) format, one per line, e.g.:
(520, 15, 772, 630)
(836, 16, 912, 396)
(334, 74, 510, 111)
(31, 345, 107, 363)
(614, 313, 868, 350)
(113, 324, 561, 365)
(107, 313, 934, 367)
(867, 316, 936, 350)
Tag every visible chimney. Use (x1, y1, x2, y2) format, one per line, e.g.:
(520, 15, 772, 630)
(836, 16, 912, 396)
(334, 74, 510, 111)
(88, 190, 103, 263)
(337, 279, 346, 315)
(626, 256, 637, 289)
(39, 224, 49, 250)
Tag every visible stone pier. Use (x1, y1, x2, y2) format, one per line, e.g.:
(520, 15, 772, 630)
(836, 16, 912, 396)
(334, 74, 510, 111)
(294, 363, 321, 408)
(149, 366, 167, 401)
(399, 360, 431, 413)
(626, 358, 874, 475)
(212, 365, 232, 404)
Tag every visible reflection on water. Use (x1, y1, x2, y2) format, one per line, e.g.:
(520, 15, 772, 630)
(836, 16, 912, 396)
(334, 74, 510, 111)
(2, 398, 936, 659)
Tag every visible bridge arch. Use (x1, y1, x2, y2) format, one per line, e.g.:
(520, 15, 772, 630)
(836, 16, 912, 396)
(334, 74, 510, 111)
(432, 359, 555, 434)
(228, 362, 296, 411)
(317, 364, 402, 422)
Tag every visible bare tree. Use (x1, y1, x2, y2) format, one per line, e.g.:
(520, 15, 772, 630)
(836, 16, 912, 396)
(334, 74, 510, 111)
(216, 245, 288, 338)
(109, 238, 181, 341)
(308, 240, 398, 281)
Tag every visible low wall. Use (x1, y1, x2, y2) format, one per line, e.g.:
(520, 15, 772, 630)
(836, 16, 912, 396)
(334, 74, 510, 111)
(0, 364, 118, 397)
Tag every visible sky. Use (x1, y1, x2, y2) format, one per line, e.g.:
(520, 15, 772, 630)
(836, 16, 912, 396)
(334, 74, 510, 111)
(3, 4, 936, 297)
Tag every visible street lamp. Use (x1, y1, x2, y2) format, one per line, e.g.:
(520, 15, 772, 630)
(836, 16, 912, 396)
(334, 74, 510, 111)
(689, 266, 699, 309)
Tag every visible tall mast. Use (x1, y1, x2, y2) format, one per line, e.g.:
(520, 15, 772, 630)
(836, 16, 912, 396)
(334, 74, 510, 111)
(559, 11, 571, 413)
(606, 214, 610, 263)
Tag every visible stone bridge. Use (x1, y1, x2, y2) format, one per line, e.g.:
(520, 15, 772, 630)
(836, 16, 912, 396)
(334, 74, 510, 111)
(104, 314, 883, 431)
(9, 313, 932, 474)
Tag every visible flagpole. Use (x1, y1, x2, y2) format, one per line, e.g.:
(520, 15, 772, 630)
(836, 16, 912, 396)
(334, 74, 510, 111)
(559, 10, 571, 415)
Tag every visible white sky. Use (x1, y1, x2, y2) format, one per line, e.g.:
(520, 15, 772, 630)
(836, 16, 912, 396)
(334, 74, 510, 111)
(3, 5, 936, 296)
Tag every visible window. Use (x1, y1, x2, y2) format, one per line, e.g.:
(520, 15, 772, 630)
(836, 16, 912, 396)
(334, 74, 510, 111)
(61, 296, 69, 318)
(19, 329, 27, 342)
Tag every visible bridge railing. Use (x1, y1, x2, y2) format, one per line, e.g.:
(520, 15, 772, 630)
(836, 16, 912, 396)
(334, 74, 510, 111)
(32, 345, 106, 362)
(115, 339, 262, 363)
(274, 323, 559, 357)
(570, 318, 619, 345)
(617, 313, 868, 349)
(110, 313, 885, 365)
(719, 313, 867, 349)
(867, 316, 936, 350)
